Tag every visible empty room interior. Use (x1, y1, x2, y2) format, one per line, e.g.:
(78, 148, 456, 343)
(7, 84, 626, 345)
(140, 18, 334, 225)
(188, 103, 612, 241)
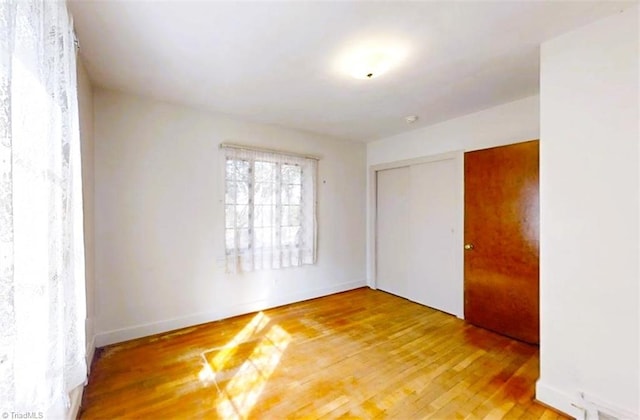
(2, 1, 639, 419)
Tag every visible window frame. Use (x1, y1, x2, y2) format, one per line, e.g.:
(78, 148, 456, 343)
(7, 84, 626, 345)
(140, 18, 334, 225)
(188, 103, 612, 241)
(224, 156, 305, 255)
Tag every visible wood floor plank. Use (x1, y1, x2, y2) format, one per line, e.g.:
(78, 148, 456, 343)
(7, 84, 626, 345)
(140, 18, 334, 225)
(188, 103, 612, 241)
(80, 288, 566, 419)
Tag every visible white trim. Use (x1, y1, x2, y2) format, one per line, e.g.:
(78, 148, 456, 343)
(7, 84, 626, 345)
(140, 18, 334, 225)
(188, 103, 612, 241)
(95, 279, 366, 347)
(370, 151, 460, 173)
(367, 151, 465, 319)
(534, 382, 639, 419)
(86, 335, 95, 373)
(66, 325, 95, 420)
(579, 392, 639, 419)
(67, 385, 83, 420)
(453, 151, 465, 319)
(85, 316, 95, 372)
(535, 380, 580, 418)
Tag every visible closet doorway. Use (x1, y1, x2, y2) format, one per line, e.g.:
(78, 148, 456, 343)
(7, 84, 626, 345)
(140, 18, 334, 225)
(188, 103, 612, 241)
(374, 153, 463, 317)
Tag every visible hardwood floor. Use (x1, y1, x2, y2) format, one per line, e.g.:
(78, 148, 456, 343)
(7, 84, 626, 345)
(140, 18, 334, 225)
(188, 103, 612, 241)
(80, 288, 566, 419)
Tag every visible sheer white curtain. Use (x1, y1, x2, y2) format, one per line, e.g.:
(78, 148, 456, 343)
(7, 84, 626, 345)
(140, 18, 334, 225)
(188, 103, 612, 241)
(223, 146, 317, 273)
(0, 0, 86, 414)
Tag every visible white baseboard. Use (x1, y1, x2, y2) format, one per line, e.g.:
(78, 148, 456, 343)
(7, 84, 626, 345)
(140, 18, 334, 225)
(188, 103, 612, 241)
(536, 380, 581, 418)
(536, 380, 640, 420)
(578, 391, 639, 419)
(86, 335, 95, 373)
(95, 280, 366, 347)
(85, 316, 95, 371)
(67, 385, 83, 420)
(67, 333, 95, 420)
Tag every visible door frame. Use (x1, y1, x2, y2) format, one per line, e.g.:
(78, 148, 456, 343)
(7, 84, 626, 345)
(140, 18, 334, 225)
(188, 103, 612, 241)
(368, 151, 465, 319)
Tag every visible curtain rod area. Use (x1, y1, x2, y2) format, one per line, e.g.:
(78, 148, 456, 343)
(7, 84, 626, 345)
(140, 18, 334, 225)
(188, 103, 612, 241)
(219, 142, 321, 161)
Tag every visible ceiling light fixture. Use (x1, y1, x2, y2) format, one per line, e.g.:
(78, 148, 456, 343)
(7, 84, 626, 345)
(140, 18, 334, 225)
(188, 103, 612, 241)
(335, 41, 409, 80)
(350, 51, 394, 79)
(405, 115, 419, 124)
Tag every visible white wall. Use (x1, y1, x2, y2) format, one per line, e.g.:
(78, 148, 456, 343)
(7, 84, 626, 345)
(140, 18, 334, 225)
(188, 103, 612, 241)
(367, 95, 539, 166)
(537, 7, 639, 418)
(77, 57, 95, 362)
(367, 95, 540, 285)
(93, 88, 366, 346)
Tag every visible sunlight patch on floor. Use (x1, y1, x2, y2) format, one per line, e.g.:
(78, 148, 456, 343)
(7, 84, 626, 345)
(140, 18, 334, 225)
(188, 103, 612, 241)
(216, 324, 291, 419)
(213, 312, 270, 371)
(196, 311, 292, 419)
(198, 311, 270, 385)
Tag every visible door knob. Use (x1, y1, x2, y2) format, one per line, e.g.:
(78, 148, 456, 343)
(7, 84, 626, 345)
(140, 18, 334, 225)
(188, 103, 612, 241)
(464, 243, 474, 250)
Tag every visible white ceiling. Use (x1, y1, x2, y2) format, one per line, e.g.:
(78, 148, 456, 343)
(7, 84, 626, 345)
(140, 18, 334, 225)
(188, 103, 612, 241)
(69, 1, 635, 142)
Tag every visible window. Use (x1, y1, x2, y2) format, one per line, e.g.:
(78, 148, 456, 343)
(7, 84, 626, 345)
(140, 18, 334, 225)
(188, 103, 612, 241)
(1, 0, 87, 413)
(223, 145, 317, 272)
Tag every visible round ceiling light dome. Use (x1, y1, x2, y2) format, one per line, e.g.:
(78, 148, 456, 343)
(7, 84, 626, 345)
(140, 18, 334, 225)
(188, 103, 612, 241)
(335, 41, 409, 80)
(350, 51, 393, 79)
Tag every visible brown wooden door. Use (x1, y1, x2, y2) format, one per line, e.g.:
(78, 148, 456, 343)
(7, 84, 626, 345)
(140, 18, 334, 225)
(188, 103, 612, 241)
(464, 140, 539, 344)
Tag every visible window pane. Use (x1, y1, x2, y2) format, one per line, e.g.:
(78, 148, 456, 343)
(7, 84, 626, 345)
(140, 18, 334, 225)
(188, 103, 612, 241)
(227, 181, 249, 204)
(254, 182, 275, 204)
(255, 227, 274, 249)
(235, 205, 249, 228)
(281, 164, 301, 184)
(281, 184, 301, 205)
(225, 205, 235, 228)
(237, 160, 251, 181)
(282, 226, 300, 247)
(238, 229, 250, 249)
(225, 229, 235, 250)
(225, 180, 236, 204)
(236, 181, 249, 204)
(282, 205, 301, 227)
(255, 161, 275, 182)
(254, 205, 273, 228)
(226, 159, 250, 181)
(236, 160, 251, 181)
(225, 159, 236, 180)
